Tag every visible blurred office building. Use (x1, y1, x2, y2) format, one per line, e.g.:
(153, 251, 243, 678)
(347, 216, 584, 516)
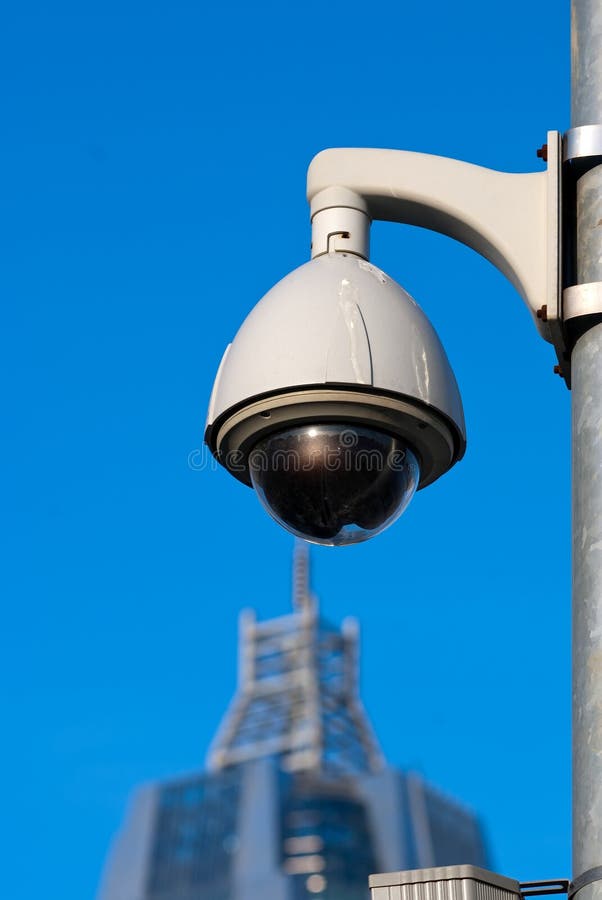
(98, 545, 488, 900)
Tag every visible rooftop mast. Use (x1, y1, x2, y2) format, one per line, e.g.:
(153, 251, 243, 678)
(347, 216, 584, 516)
(207, 543, 383, 775)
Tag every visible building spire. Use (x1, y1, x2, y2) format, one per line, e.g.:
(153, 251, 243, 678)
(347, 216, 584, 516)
(207, 542, 383, 775)
(292, 540, 316, 614)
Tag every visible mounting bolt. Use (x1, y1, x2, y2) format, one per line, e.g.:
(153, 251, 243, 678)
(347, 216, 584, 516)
(537, 304, 548, 321)
(536, 143, 548, 162)
(554, 364, 563, 376)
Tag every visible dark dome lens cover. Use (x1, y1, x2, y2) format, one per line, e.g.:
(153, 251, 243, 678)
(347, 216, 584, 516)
(249, 424, 420, 546)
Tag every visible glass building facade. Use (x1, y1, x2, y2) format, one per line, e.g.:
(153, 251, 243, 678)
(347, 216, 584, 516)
(281, 773, 380, 900)
(146, 768, 243, 900)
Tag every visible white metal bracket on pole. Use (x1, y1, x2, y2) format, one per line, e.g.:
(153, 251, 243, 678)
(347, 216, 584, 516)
(307, 131, 565, 377)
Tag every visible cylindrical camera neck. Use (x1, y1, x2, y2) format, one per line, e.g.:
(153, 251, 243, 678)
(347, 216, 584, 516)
(311, 201, 370, 260)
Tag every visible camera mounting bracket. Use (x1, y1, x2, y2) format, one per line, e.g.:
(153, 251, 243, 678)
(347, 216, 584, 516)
(307, 131, 564, 373)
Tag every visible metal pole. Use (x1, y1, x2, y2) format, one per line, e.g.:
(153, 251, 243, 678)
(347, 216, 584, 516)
(572, 1, 602, 894)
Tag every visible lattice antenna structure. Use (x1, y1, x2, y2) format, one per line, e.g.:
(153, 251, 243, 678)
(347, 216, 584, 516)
(207, 544, 384, 776)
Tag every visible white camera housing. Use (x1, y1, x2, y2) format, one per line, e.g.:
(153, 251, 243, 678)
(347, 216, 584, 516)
(205, 136, 561, 543)
(205, 252, 466, 490)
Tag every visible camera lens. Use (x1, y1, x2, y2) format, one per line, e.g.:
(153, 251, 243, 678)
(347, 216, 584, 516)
(248, 424, 420, 546)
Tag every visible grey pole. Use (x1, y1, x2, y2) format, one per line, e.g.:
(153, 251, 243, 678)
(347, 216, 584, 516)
(572, 1, 602, 895)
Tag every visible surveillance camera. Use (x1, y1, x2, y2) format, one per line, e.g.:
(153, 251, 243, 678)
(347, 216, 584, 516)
(205, 253, 465, 545)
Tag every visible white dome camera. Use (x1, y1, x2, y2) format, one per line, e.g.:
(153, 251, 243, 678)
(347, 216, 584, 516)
(205, 252, 465, 545)
(205, 137, 561, 545)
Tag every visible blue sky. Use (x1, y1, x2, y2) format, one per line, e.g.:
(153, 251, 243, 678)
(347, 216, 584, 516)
(2, 2, 571, 897)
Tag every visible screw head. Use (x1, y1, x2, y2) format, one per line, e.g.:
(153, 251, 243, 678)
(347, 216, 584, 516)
(537, 143, 548, 162)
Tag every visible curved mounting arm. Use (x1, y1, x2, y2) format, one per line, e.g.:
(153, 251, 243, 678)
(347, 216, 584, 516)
(307, 132, 561, 343)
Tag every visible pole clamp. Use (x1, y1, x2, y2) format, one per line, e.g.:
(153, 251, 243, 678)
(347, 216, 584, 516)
(559, 127, 602, 375)
(562, 283, 602, 350)
(568, 867, 602, 900)
(518, 868, 602, 900)
(563, 283, 602, 321)
(564, 125, 602, 171)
